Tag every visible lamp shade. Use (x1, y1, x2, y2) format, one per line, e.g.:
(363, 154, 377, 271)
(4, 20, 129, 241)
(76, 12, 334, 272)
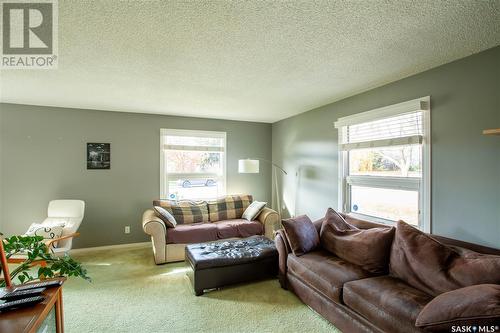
(238, 159, 259, 173)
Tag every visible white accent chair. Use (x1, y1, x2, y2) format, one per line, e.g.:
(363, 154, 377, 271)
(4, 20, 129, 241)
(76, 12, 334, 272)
(43, 200, 85, 255)
(7, 200, 85, 266)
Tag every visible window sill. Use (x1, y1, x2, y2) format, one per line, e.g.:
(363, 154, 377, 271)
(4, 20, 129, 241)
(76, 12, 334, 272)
(345, 212, 422, 230)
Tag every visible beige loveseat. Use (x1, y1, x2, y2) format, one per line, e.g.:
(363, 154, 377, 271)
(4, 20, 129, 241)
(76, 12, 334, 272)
(142, 195, 280, 264)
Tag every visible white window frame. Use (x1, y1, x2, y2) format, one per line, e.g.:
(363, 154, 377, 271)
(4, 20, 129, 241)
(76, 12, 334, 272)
(334, 97, 431, 232)
(160, 128, 227, 200)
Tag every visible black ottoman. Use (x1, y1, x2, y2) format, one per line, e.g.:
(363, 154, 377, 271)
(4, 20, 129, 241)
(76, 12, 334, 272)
(185, 236, 278, 296)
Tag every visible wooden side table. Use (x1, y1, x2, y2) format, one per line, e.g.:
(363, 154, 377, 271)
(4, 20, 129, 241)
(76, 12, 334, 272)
(0, 278, 65, 333)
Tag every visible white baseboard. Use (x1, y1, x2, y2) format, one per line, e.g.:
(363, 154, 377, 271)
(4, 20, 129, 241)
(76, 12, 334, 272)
(70, 241, 150, 254)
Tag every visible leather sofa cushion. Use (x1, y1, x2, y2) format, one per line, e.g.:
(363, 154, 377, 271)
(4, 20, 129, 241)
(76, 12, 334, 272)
(416, 284, 500, 331)
(214, 219, 263, 239)
(390, 220, 500, 296)
(312, 217, 323, 233)
(343, 276, 433, 333)
(320, 208, 395, 274)
(287, 249, 372, 303)
(166, 223, 218, 244)
(282, 215, 320, 256)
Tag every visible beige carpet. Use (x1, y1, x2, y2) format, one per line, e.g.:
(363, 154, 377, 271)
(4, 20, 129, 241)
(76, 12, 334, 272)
(64, 244, 339, 333)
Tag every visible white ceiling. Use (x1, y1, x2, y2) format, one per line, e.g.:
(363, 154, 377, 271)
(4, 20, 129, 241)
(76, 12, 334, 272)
(1, 1, 499, 123)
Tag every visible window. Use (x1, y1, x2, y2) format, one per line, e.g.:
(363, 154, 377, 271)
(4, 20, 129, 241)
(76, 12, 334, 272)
(334, 97, 431, 231)
(160, 129, 226, 200)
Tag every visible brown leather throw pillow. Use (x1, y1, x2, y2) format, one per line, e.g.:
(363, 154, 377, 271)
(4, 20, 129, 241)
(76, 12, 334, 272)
(319, 208, 395, 274)
(390, 220, 500, 296)
(282, 215, 320, 256)
(415, 284, 500, 331)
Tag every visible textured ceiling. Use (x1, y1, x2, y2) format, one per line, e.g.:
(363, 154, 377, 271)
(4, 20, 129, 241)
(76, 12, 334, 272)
(1, 1, 499, 123)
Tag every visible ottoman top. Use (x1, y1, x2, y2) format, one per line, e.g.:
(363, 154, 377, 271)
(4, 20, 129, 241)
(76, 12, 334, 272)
(186, 235, 277, 270)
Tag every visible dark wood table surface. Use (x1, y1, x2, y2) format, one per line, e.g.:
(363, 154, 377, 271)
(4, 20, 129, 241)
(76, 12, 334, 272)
(0, 278, 65, 333)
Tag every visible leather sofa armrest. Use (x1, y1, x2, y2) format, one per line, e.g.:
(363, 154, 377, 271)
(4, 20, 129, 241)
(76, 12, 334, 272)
(275, 229, 290, 289)
(142, 209, 167, 264)
(256, 207, 281, 239)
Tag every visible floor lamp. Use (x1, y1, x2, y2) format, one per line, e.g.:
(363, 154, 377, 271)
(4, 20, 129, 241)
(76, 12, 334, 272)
(238, 159, 287, 217)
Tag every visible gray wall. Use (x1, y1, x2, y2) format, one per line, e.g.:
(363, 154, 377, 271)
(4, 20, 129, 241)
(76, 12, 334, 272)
(272, 46, 500, 248)
(0, 105, 272, 248)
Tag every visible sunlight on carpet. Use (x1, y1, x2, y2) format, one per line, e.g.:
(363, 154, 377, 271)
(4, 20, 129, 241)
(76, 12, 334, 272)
(64, 244, 339, 333)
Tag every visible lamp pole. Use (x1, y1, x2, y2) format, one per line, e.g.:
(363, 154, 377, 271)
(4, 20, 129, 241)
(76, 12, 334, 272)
(240, 158, 287, 217)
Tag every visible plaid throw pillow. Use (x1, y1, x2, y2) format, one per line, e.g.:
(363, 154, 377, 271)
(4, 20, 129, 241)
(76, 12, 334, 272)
(153, 200, 209, 224)
(207, 195, 253, 222)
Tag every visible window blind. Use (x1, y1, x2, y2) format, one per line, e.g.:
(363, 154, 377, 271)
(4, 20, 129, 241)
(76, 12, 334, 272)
(164, 134, 225, 152)
(341, 111, 423, 151)
(164, 145, 224, 152)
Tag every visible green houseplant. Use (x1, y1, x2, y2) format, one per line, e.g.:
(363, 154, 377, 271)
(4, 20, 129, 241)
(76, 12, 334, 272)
(0, 234, 90, 287)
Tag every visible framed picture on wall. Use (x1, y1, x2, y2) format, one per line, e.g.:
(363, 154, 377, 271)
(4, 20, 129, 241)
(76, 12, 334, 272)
(87, 143, 111, 169)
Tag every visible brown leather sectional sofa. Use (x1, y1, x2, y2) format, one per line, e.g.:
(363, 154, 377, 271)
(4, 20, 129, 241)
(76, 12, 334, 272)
(275, 214, 500, 333)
